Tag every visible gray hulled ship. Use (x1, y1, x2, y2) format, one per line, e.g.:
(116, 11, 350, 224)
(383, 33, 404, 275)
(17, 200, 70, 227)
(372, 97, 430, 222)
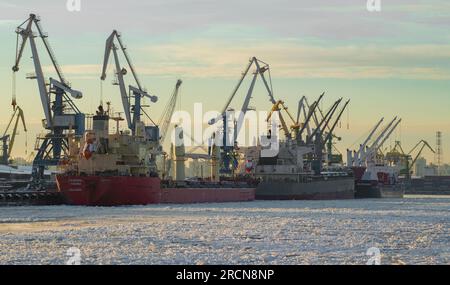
(248, 95, 355, 200)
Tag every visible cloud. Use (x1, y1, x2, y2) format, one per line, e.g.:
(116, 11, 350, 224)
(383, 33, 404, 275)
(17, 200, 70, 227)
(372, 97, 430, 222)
(44, 40, 450, 80)
(136, 40, 450, 79)
(1, 0, 448, 43)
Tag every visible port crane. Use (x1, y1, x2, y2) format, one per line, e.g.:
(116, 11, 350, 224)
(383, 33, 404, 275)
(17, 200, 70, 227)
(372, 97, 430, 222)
(101, 30, 158, 136)
(1, 107, 27, 165)
(406, 140, 435, 178)
(158, 79, 183, 145)
(266, 99, 302, 139)
(209, 57, 276, 174)
(385, 139, 435, 179)
(12, 14, 85, 185)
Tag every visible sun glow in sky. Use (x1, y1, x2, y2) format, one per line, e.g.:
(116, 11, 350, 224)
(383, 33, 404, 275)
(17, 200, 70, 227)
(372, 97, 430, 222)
(0, 0, 449, 163)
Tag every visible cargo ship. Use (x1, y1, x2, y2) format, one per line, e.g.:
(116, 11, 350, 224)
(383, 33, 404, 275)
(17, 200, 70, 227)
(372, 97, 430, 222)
(243, 96, 355, 200)
(56, 107, 255, 206)
(253, 142, 355, 200)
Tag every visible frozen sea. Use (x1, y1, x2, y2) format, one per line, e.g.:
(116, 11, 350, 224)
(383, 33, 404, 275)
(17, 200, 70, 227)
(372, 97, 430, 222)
(0, 195, 448, 265)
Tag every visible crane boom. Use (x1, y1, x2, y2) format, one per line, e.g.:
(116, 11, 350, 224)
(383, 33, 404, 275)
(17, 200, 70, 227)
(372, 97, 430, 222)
(220, 58, 254, 116)
(353, 117, 385, 166)
(307, 98, 342, 144)
(296, 96, 307, 124)
(298, 93, 325, 138)
(323, 99, 350, 144)
(235, 72, 258, 139)
(101, 30, 157, 134)
(114, 31, 142, 91)
(360, 117, 399, 163)
(378, 118, 402, 150)
(361, 118, 385, 152)
(158, 79, 183, 145)
(210, 57, 275, 125)
(410, 140, 435, 169)
(294, 96, 313, 139)
(368, 117, 398, 150)
(33, 16, 67, 85)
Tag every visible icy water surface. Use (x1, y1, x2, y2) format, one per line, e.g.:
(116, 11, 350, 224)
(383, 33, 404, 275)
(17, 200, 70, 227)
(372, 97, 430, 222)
(0, 195, 448, 265)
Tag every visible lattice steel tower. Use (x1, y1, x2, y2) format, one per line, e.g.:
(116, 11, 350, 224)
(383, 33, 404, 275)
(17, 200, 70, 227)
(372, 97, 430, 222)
(435, 131, 443, 176)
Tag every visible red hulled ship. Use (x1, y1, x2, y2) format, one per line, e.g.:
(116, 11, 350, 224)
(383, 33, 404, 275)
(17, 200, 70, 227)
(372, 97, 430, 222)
(56, 107, 255, 206)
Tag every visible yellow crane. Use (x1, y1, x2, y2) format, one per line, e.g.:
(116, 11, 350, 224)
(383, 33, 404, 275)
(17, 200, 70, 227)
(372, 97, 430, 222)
(266, 100, 299, 138)
(1, 106, 27, 165)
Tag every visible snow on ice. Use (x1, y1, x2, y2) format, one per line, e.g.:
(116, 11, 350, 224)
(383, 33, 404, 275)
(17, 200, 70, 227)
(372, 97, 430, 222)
(0, 196, 448, 265)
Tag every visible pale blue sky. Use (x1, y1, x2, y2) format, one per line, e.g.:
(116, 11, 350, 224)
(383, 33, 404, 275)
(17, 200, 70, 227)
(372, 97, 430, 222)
(0, 0, 449, 163)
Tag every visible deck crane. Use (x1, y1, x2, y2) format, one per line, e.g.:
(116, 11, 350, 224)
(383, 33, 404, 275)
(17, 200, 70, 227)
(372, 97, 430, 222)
(12, 14, 85, 185)
(359, 117, 401, 166)
(306, 98, 342, 146)
(100, 30, 158, 136)
(347, 118, 385, 167)
(294, 96, 311, 139)
(323, 99, 350, 166)
(296, 93, 325, 144)
(209, 57, 276, 174)
(158, 79, 183, 146)
(308, 98, 350, 174)
(1, 107, 27, 165)
(310, 97, 350, 165)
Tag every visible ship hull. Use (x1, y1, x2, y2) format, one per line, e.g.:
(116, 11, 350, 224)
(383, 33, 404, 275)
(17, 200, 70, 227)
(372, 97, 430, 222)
(404, 176, 450, 195)
(355, 182, 404, 199)
(162, 188, 255, 204)
(255, 177, 355, 200)
(56, 175, 255, 206)
(56, 175, 162, 206)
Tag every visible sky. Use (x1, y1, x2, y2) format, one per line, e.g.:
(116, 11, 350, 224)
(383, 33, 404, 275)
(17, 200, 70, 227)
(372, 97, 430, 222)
(0, 0, 449, 163)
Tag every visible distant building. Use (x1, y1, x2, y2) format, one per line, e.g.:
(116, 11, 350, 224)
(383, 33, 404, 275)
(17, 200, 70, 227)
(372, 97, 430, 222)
(441, 164, 450, 176)
(424, 164, 438, 177)
(414, 157, 427, 177)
